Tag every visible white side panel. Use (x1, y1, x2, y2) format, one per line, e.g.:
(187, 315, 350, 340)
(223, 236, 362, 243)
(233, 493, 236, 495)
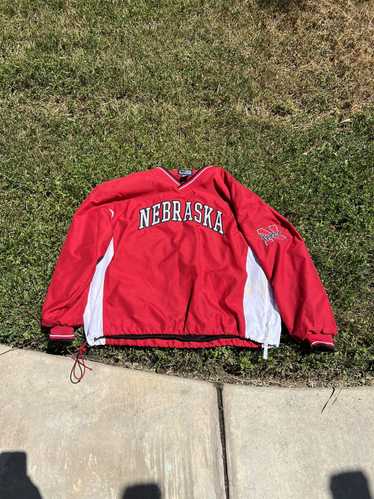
(243, 245, 281, 347)
(83, 238, 114, 346)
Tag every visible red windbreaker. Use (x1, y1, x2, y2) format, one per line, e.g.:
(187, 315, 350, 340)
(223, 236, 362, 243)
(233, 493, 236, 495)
(41, 165, 338, 357)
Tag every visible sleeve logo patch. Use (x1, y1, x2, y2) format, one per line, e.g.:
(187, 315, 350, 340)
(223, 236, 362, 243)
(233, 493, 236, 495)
(256, 224, 287, 246)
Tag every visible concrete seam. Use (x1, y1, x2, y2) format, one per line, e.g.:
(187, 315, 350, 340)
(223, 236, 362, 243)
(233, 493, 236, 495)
(0, 349, 13, 356)
(216, 383, 230, 499)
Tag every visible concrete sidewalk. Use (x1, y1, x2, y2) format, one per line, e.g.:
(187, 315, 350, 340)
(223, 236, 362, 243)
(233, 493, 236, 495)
(0, 344, 373, 499)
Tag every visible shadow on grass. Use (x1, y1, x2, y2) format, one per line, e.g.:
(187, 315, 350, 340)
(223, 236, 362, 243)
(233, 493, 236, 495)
(0, 451, 42, 499)
(330, 471, 373, 499)
(256, 0, 306, 11)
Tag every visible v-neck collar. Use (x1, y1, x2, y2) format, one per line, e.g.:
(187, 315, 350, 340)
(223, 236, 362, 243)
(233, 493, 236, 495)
(156, 165, 214, 191)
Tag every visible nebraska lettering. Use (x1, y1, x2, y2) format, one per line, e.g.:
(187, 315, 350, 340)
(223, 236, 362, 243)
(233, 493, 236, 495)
(139, 200, 224, 235)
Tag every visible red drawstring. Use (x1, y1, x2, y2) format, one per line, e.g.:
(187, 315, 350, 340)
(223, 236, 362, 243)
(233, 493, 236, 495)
(70, 341, 92, 384)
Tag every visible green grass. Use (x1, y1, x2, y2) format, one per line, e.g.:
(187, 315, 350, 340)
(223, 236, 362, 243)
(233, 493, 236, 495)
(0, 0, 373, 386)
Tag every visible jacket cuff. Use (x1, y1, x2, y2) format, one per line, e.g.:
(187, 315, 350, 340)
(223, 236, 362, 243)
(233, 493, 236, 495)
(304, 331, 335, 350)
(49, 325, 75, 342)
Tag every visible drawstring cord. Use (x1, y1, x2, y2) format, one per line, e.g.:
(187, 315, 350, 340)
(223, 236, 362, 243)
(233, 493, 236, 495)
(262, 342, 269, 360)
(70, 341, 92, 384)
(262, 319, 271, 360)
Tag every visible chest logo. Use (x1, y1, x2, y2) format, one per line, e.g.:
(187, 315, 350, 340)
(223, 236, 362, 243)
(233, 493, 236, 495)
(138, 200, 224, 235)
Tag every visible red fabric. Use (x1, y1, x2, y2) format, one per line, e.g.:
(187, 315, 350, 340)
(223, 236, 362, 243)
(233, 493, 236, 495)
(304, 332, 335, 348)
(41, 165, 338, 349)
(104, 337, 261, 349)
(226, 171, 338, 346)
(49, 325, 75, 341)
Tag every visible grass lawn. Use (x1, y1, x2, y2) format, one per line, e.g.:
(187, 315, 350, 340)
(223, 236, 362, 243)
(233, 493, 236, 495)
(0, 0, 373, 386)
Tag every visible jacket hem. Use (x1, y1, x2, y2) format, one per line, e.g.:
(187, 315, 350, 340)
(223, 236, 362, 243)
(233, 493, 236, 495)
(97, 335, 261, 349)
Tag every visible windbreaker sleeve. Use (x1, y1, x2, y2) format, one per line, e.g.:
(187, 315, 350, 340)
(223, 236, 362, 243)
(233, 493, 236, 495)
(41, 187, 114, 341)
(226, 171, 338, 349)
